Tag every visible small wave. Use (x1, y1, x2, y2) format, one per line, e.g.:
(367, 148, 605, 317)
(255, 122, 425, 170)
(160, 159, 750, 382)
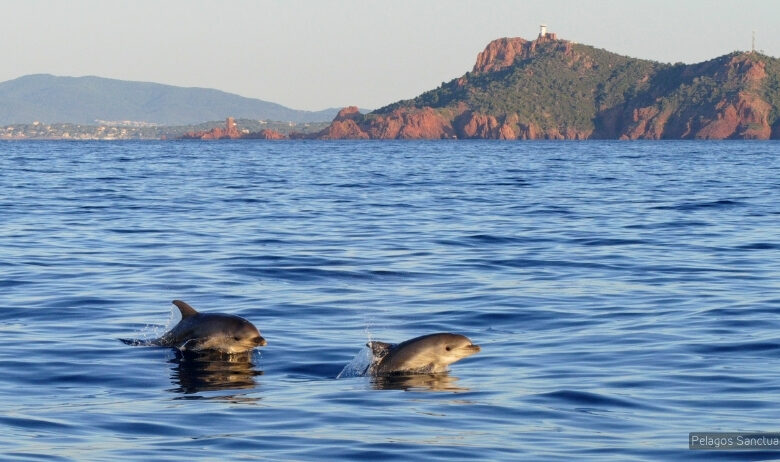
(108, 228, 166, 234)
(737, 242, 779, 250)
(0, 415, 74, 432)
(571, 238, 647, 247)
(435, 234, 527, 247)
(229, 266, 375, 282)
(490, 258, 618, 270)
(624, 220, 709, 229)
(222, 197, 267, 204)
(525, 206, 573, 216)
(532, 389, 653, 410)
(249, 238, 289, 245)
(464, 234, 525, 244)
(0, 279, 33, 288)
(689, 341, 780, 355)
(652, 199, 744, 211)
(335, 183, 369, 189)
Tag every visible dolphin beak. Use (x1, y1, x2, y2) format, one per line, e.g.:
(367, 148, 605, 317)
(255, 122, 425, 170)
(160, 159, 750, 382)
(255, 336, 267, 347)
(466, 344, 481, 353)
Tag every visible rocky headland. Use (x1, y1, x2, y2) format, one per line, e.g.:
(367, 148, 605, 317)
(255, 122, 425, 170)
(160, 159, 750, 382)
(303, 31, 780, 140)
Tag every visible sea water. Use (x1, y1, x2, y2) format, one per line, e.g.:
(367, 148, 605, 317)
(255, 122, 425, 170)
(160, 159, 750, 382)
(0, 140, 778, 460)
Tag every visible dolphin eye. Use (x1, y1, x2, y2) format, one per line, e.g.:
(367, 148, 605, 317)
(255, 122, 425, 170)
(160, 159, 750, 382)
(445, 346, 452, 351)
(234, 336, 241, 341)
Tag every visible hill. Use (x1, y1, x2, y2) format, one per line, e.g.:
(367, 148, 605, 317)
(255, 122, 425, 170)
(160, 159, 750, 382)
(311, 33, 780, 139)
(0, 74, 341, 125)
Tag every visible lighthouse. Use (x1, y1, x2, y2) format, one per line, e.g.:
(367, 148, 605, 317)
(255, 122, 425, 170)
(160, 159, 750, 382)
(540, 24, 547, 38)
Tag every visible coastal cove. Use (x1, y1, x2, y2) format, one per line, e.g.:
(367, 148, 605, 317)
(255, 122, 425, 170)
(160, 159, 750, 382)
(1, 140, 779, 460)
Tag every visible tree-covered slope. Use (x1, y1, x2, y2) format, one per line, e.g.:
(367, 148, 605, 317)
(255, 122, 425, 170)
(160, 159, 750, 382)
(319, 35, 780, 140)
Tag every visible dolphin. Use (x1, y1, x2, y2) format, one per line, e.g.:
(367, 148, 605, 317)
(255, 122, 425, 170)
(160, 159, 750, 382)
(366, 333, 480, 375)
(121, 300, 267, 354)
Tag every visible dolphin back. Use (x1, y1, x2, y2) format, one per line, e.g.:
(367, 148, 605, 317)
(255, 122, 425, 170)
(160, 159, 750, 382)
(367, 341, 394, 358)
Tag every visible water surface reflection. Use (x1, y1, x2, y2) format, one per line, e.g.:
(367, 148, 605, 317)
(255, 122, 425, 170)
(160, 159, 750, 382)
(371, 373, 469, 392)
(169, 350, 263, 395)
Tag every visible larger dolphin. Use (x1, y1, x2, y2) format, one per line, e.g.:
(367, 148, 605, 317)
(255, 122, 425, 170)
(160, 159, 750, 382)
(367, 333, 480, 375)
(121, 300, 267, 354)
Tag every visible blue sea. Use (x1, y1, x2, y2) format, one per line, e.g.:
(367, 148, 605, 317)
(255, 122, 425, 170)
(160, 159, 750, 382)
(1, 140, 779, 461)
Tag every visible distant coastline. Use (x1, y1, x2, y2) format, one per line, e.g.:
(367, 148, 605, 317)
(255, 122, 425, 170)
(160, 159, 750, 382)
(2, 30, 780, 141)
(0, 118, 327, 141)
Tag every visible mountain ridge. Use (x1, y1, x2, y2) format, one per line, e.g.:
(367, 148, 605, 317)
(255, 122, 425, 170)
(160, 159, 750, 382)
(0, 74, 342, 125)
(308, 34, 780, 140)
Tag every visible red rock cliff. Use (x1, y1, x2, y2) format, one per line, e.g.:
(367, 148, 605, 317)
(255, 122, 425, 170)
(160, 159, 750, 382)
(619, 55, 774, 140)
(312, 107, 456, 140)
(472, 35, 572, 74)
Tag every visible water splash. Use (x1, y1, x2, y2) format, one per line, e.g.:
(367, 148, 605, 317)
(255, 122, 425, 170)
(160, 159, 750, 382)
(122, 304, 181, 343)
(336, 318, 378, 379)
(336, 346, 373, 379)
(336, 313, 382, 379)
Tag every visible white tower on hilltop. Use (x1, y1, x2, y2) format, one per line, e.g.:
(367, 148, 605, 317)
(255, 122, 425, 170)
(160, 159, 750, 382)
(540, 24, 547, 37)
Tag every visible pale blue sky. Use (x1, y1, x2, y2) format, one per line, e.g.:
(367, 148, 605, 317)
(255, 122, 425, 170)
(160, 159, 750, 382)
(2, 0, 778, 110)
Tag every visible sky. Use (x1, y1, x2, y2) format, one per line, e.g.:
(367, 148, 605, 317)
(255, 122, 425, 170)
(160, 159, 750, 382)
(2, 0, 778, 111)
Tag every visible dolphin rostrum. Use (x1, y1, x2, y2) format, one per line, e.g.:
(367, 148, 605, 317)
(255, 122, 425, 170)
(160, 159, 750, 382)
(366, 333, 480, 375)
(121, 300, 267, 354)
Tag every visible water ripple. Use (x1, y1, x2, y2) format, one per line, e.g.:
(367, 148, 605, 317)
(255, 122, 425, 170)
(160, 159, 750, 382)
(0, 140, 778, 461)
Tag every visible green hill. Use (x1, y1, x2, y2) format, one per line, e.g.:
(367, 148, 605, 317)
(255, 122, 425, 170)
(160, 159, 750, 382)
(380, 40, 663, 133)
(316, 34, 780, 140)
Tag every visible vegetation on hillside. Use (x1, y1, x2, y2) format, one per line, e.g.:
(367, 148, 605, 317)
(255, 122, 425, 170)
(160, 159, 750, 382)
(377, 41, 666, 132)
(373, 39, 780, 139)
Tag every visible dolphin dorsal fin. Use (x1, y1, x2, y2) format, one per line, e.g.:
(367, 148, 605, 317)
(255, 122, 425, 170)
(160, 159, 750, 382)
(367, 341, 394, 358)
(172, 300, 198, 318)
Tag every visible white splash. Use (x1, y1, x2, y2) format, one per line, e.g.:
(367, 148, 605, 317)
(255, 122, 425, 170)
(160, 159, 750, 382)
(127, 305, 180, 342)
(338, 318, 381, 378)
(336, 346, 374, 379)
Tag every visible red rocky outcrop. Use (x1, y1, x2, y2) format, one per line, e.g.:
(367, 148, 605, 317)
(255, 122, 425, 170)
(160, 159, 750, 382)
(315, 107, 596, 140)
(181, 126, 242, 140)
(455, 111, 502, 139)
(313, 107, 455, 140)
(334, 106, 364, 121)
(316, 106, 370, 139)
(473, 38, 530, 74)
(472, 35, 572, 74)
(180, 117, 242, 140)
(244, 129, 286, 140)
(373, 107, 455, 139)
(695, 93, 772, 139)
(318, 119, 369, 140)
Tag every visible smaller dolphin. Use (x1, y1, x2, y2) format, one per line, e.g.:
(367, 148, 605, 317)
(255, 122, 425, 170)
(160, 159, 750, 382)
(121, 300, 266, 354)
(366, 333, 480, 375)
